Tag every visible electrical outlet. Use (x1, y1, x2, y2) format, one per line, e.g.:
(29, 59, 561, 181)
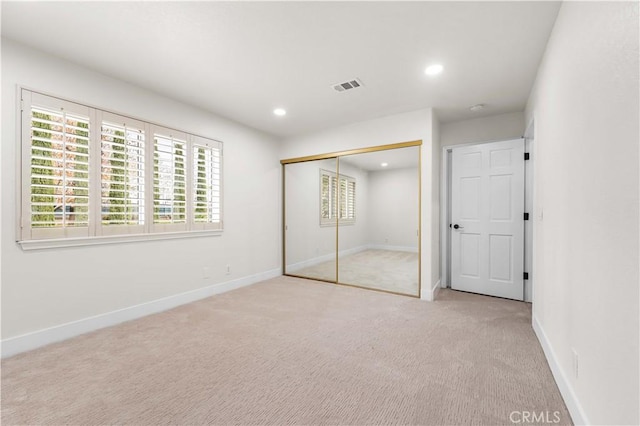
(202, 267, 211, 279)
(572, 348, 579, 379)
(225, 265, 231, 275)
(384, 238, 388, 243)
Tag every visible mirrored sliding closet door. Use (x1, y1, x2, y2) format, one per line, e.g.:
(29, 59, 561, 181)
(282, 141, 421, 297)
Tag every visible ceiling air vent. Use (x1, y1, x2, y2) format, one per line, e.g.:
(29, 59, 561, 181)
(332, 78, 364, 93)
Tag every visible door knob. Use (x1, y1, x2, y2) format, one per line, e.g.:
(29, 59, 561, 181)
(453, 224, 464, 230)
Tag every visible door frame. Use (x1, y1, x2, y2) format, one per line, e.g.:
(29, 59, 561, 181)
(439, 135, 535, 302)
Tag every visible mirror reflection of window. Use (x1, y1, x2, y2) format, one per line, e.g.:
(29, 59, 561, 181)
(320, 169, 355, 226)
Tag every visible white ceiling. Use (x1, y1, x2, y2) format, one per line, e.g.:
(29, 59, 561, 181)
(1, 1, 560, 138)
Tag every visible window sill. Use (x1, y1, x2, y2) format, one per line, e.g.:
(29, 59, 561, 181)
(320, 221, 356, 227)
(18, 229, 223, 251)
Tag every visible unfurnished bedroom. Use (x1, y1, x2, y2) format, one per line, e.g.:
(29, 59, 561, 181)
(0, 1, 638, 425)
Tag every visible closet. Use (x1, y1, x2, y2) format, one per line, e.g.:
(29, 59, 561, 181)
(282, 141, 421, 297)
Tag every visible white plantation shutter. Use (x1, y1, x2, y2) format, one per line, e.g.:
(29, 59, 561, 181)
(100, 113, 145, 235)
(320, 170, 337, 225)
(152, 127, 188, 232)
(25, 92, 91, 240)
(320, 172, 330, 220)
(331, 176, 338, 220)
(20, 90, 225, 246)
(192, 137, 222, 230)
(346, 180, 356, 220)
(338, 176, 356, 222)
(339, 178, 347, 219)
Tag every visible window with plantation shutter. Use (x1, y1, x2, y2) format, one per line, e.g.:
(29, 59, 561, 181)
(100, 113, 145, 235)
(152, 128, 188, 231)
(19, 89, 225, 248)
(192, 137, 222, 230)
(25, 92, 91, 240)
(320, 169, 355, 226)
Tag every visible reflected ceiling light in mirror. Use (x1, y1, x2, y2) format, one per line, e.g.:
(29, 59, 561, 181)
(381, 162, 388, 167)
(424, 64, 443, 76)
(273, 108, 287, 116)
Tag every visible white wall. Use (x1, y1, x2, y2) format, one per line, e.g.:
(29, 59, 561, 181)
(525, 2, 639, 424)
(440, 111, 525, 147)
(431, 117, 441, 289)
(367, 167, 419, 250)
(280, 108, 440, 300)
(1, 40, 281, 342)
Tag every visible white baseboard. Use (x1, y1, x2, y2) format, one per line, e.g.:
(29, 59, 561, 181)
(338, 245, 371, 258)
(286, 252, 335, 273)
(368, 244, 419, 253)
(421, 278, 440, 301)
(287, 245, 369, 273)
(532, 315, 589, 425)
(432, 279, 441, 300)
(287, 245, 418, 274)
(1, 268, 281, 359)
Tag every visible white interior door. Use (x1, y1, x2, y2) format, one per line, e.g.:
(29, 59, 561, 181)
(451, 139, 525, 300)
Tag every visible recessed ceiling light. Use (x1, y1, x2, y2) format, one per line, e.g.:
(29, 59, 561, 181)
(424, 64, 444, 76)
(381, 162, 388, 167)
(273, 108, 287, 116)
(469, 104, 485, 112)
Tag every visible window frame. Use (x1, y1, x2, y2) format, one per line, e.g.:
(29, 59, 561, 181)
(17, 88, 224, 250)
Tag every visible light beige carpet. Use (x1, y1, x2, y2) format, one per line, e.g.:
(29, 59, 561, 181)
(292, 249, 419, 296)
(1, 276, 571, 425)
